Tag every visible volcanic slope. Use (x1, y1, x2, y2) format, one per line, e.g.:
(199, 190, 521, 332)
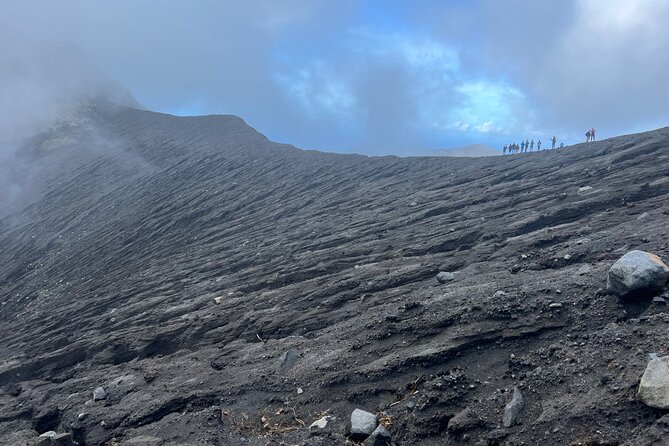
(1, 103, 669, 445)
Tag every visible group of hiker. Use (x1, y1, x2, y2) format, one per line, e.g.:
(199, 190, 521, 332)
(503, 128, 597, 155)
(503, 136, 560, 155)
(586, 128, 596, 142)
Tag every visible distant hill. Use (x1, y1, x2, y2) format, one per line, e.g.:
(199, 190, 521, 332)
(434, 143, 500, 157)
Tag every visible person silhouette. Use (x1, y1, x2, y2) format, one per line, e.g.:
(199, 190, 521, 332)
(551, 136, 556, 149)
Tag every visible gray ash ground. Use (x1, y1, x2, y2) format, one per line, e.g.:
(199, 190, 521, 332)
(1, 103, 669, 445)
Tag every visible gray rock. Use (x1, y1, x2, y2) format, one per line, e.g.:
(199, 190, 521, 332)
(280, 349, 301, 369)
(350, 408, 377, 440)
(607, 250, 669, 299)
(363, 424, 391, 446)
(638, 355, 669, 409)
(576, 264, 592, 275)
(447, 408, 483, 433)
(93, 386, 107, 401)
(436, 271, 456, 284)
(653, 296, 667, 305)
(503, 387, 524, 427)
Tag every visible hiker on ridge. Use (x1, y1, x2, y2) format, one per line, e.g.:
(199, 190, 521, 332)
(551, 136, 557, 149)
(591, 128, 596, 141)
(525, 139, 530, 152)
(586, 129, 592, 142)
(530, 140, 535, 152)
(537, 140, 542, 151)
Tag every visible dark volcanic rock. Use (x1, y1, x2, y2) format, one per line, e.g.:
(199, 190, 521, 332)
(607, 250, 669, 298)
(1, 104, 669, 445)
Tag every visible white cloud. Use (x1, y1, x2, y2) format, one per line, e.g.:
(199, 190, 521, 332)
(274, 62, 356, 120)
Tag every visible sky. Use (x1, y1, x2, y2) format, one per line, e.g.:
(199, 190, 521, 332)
(3, 0, 669, 155)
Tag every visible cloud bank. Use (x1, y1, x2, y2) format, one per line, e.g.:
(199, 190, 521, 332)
(2, 0, 669, 155)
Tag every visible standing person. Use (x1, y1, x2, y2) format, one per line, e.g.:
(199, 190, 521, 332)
(530, 139, 535, 152)
(520, 141, 525, 152)
(586, 130, 592, 142)
(551, 136, 557, 149)
(591, 128, 596, 141)
(503, 144, 508, 155)
(525, 139, 530, 152)
(537, 140, 542, 151)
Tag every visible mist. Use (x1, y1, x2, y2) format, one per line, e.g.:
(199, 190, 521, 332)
(0, 30, 140, 218)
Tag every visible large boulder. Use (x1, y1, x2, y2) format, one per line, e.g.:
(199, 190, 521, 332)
(638, 355, 669, 409)
(607, 250, 669, 299)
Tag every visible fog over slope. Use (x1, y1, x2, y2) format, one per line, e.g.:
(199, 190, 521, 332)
(0, 34, 139, 218)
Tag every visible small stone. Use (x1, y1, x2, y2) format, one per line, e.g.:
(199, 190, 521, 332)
(39, 432, 57, 439)
(363, 424, 391, 446)
(38, 432, 75, 446)
(503, 387, 524, 427)
(280, 349, 301, 369)
(77, 413, 88, 420)
(607, 250, 669, 299)
(638, 355, 669, 409)
(436, 272, 456, 284)
(549, 303, 563, 309)
(448, 408, 483, 433)
(297, 388, 303, 394)
(404, 401, 416, 410)
(93, 387, 107, 401)
(577, 264, 591, 275)
(564, 254, 572, 260)
(350, 409, 378, 440)
(309, 416, 330, 430)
